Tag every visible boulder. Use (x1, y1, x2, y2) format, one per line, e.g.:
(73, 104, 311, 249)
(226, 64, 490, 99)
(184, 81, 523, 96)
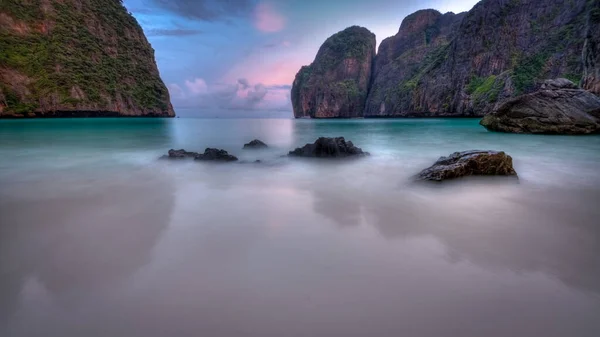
(288, 137, 369, 158)
(194, 148, 238, 162)
(480, 79, 600, 134)
(164, 149, 199, 159)
(243, 139, 268, 149)
(417, 150, 517, 181)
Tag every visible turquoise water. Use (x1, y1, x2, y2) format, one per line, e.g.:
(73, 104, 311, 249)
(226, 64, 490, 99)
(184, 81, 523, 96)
(1, 118, 600, 337)
(1, 118, 600, 186)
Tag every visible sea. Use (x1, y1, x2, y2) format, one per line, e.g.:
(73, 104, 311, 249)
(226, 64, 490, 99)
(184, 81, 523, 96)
(1, 117, 599, 337)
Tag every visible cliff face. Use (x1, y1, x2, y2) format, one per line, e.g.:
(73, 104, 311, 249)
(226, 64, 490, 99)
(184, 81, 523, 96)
(365, 10, 465, 117)
(292, 0, 596, 118)
(291, 26, 376, 118)
(0, 0, 174, 118)
(366, 0, 591, 117)
(583, 3, 600, 95)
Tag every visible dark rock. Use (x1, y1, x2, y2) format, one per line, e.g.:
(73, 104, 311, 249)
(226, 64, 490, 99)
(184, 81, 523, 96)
(417, 150, 517, 181)
(364, 10, 466, 117)
(366, 0, 590, 117)
(480, 79, 600, 134)
(291, 0, 591, 118)
(288, 137, 369, 158)
(583, 3, 600, 95)
(291, 26, 376, 118)
(0, 0, 174, 118)
(164, 149, 200, 159)
(194, 148, 238, 162)
(243, 139, 268, 149)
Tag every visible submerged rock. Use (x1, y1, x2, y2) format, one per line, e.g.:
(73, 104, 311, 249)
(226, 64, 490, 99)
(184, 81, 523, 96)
(417, 150, 517, 181)
(194, 148, 238, 162)
(163, 149, 200, 159)
(480, 79, 600, 135)
(243, 139, 268, 149)
(288, 137, 369, 158)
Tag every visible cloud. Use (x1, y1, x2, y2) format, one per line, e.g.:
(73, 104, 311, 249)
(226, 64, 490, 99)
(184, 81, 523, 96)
(185, 78, 209, 95)
(237, 78, 250, 90)
(262, 40, 291, 49)
(148, 0, 254, 21)
(247, 84, 268, 103)
(171, 77, 291, 113)
(254, 2, 286, 33)
(267, 84, 292, 90)
(146, 28, 203, 36)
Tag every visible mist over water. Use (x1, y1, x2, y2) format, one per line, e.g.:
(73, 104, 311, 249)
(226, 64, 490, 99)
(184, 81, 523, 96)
(1, 118, 600, 337)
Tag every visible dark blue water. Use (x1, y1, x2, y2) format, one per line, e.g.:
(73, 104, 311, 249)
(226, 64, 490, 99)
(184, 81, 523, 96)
(1, 118, 599, 337)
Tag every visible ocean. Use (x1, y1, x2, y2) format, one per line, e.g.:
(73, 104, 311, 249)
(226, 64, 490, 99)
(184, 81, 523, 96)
(1, 117, 599, 337)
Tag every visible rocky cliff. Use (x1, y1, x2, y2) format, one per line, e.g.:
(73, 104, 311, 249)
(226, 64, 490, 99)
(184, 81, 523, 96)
(291, 26, 376, 118)
(293, 0, 597, 118)
(583, 2, 600, 94)
(0, 0, 174, 118)
(365, 9, 465, 117)
(367, 0, 592, 117)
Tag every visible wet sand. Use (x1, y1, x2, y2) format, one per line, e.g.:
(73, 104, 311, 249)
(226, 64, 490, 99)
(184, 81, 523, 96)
(1, 118, 599, 336)
(1, 160, 599, 337)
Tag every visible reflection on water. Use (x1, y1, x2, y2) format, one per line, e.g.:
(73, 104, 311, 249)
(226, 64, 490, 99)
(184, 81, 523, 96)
(1, 118, 600, 337)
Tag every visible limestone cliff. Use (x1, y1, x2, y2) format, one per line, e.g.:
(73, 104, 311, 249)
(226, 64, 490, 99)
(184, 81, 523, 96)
(291, 26, 376, 118)
(0, 0, 174, 118)
(366, 0, 591, 117)
(583, 2, 600, 95)
(292, 0, 596, 118)
(365, 9, 465, 117)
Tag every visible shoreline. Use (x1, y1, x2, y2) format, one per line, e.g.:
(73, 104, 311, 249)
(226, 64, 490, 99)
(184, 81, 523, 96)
(0, 111, 175, 119)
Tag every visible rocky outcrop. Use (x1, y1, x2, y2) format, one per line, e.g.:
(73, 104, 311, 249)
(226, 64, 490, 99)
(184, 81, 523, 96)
(292, 0, 593, 118)
(583, 4, 600, 95)
(243, 139, 268, 149)
(480, 79, 600, 134)
(364, 10, 465, 117)
(162, 148, 238, 161)
(291, 26, 376, 118)
(0, 0, 174, 118)
(288, 137, 369, 158)
(417, 150, 517, 181)
(164, 149, 200, 159)
(366, 0, 591, 117)
(195, 148, 238, 162)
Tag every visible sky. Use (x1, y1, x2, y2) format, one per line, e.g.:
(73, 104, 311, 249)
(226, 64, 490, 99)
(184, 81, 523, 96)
(123, 0, 481, 117)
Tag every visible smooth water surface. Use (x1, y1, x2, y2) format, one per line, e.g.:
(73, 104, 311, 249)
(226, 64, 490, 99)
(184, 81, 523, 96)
(1, 118, 599, 337)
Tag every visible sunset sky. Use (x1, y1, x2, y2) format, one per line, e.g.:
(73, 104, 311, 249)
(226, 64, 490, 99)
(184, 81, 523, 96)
(124, 0, 480, 117)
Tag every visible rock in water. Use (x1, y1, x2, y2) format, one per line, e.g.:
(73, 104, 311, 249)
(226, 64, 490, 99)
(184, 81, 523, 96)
(288, 137, 369, 158)
(480, 79, 600, 134)
(291, 26, 376, 118)
(195, 148, 238, 162)
(164, 149, 200, 159)
(243, 139, 268, 149)
(0, 0, 174, 118)
(418, 150, 517, 181)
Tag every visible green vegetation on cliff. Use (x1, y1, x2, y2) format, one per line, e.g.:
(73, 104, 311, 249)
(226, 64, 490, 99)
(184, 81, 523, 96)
(0, 0, 173, 116)
(292, 26, 375, 118)
(467, 75, 502, 103)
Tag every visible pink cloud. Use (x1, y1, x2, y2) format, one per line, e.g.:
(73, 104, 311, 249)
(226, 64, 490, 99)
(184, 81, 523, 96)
(254, 2, 285, 33)
(184, 78, 208, 95)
